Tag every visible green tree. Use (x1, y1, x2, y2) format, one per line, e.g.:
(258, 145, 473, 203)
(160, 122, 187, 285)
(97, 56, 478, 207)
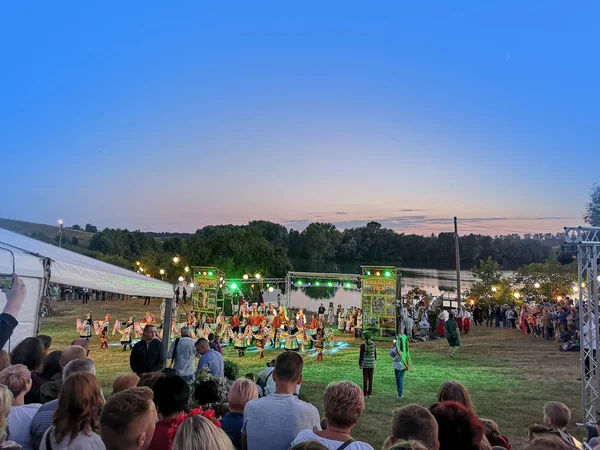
(513, 256, 577, 302)
(469, 257, 515, 304)
(584, 184, 600, 226)
(72, 224, 82, 230)
(85, 223, 98, 233)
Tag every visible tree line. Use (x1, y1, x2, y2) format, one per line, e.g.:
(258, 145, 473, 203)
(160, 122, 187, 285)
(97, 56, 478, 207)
(83, 220, 562, 282)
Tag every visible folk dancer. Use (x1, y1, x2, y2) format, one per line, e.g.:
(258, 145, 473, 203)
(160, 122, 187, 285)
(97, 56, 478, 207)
(311, 321, 325, 362)
(463, 309, 472, 334)
(233, 330, 247, 357)
(355, 308, 363, 338)
(445, 311, 460, 358)
(284, 319, 300, 351)
(437, 308, 448, 337)
(345, 308, 354, 334)
(76, 312, 93, 340)
(115, 316, 135, 351)
(337, 308, 346, 332)
(455, 308, 464, 332)
(253, 319, 271, 359)
(327, 302, 335, 326)
(94, 314, 111, 349)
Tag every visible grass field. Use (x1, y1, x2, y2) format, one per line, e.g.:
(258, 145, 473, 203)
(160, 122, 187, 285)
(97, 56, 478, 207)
(39, 299, 582, 449)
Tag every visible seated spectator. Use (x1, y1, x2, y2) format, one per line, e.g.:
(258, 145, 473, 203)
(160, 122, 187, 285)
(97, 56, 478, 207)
(587, 418, 600, 448)
(171, 414, 233, 450)
(536, 402, 579, 448)
(257, 360, 275, 391)
(39, 345, 86, 403)
(39, 372, 104, 449)
(10, 338, 45, 404)
(71, 339, 91, 357)
(385, 442, 428, 450)
(436, 381, 475, 413)
(208, 333, 222, 354)
(430, 401, 484, 450)
(112, 375, 140, 394)
(30, 358, 97, 450)
(192, 378, 227, 416)
(524, 436, 576, 450)
(0, 385, 20, 448)
(290, 442, 328, 450)
(290, 380, 373, 450)
(0, 352, 9, 373)
(244, 373, 263, 397)
(38, 352, 62, 385)
(383, 404, 438, 450)
(137, 372, 165, 390)
(196, 338, 224, 378)
(0, 364, 41, 450)
(147, 375, 190, 450)
(221, 378, 258, 449)
(36, 336, 52, 356)
(100, 387, 157, 450)
(481, 418, 512, 450)
(242, 351, 321, 450)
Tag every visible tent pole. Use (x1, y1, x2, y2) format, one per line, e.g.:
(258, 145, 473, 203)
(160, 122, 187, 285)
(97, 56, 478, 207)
(162, 297, 173, 368)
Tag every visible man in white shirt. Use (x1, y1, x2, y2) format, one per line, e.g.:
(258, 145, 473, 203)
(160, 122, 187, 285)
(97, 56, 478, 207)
(242, 352, 319, 450)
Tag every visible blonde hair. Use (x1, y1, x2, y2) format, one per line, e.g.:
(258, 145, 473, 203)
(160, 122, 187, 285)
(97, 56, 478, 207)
(228, 378, 258, 412)
(0, 385, 13, 442)
(323, 381, 364, 428)
(0, 364, 31, 398)
(172, 415, 233, 450)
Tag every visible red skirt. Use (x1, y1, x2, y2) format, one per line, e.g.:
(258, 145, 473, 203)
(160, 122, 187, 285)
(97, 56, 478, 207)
(456, 317, 464, 331)
(437, 319, 446, 337)
(464, 318, 471, 332)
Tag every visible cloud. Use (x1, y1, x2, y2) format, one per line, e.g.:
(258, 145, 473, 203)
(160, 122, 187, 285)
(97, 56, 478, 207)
(335, 212, 347, 215)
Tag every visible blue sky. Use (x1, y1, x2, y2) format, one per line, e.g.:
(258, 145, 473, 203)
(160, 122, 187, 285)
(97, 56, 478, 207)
(1, 1, 598, 235)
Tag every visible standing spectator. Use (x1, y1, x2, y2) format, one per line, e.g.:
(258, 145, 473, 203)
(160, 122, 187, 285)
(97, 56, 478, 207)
(0, 385, 20, 448)
(171, 415, 233, 450)
(195, 339, 224, 378)
(383, 404, 439, 450)
(290, 381, 374, 450)
(444, 312, 461, 359)
(358, 332, 377, 397)
(9, 338, 45, 404)
(112, 375, 140, 394)
(494, 306, 502, 328)
(30, 358, 97, 450)
(143, 296, 151, 306)
(182, 287, 187, 304)
(39, 346, 86, 403)
(318, 304, 325, 322)
(130, 325, 165, 376)
(242, 351, 320, 450)
(430, 401, 484, 450)
(0, 274, 27, 349)
(0, 364, 41, 450)
(221, 378, 258, 449)
(36, 336, 52, 356)
(38, 352, 62, 386)
(544, 308, 555, 340)
(147, 376, 190, 450)
(100, 387, 157, 450)
(175, 288, 181, 304)
(485, 305, 493, 327)
(167, 327, 197, 383)
(39, 373, 104, 450)
(208, 333, 222, 354)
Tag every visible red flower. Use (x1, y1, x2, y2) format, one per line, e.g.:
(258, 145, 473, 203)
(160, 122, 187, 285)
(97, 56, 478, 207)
(167, 407, 222, 449)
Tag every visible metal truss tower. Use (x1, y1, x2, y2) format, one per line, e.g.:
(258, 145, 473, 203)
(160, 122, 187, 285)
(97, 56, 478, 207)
(564, 227, 600, 432)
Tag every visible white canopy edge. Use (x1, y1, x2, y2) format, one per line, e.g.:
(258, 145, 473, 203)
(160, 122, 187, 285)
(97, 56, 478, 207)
(0, 227, 173, 298)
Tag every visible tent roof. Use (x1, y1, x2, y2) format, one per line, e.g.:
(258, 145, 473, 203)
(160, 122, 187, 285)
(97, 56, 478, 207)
(0, 227, 173, 298)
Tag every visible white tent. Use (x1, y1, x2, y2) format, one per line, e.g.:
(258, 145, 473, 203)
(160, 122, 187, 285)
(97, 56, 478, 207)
(0, 227, 173, 350)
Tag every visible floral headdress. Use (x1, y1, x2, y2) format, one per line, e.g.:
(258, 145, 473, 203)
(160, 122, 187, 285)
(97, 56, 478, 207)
(167, 407, 221, 449)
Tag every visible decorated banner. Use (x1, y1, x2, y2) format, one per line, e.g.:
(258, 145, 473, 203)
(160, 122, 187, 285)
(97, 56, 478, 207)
(361, 266, 398, 337)
(191, 267, 224, 319)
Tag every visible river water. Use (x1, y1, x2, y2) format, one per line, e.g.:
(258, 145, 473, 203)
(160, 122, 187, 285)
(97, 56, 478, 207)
(260, 267, 477, 313)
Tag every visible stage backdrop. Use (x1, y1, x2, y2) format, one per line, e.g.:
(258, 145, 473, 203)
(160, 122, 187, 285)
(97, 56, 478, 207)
(361, 266, 398, 337)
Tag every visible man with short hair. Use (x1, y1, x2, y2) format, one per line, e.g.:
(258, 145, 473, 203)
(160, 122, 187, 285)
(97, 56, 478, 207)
(30, 358, 97, 450)
(195, 338, 224, 378)
(130, 325, 165, 376)
(39, 345, 86, 403)
(147, 376, 190, 450)
(167, 326, 197, 383)
(242, 351, 320, 450)
(384, 404, 439, 450)
(101, 387, 157, 450)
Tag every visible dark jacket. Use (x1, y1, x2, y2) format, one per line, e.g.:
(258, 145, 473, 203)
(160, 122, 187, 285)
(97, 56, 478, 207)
(40, 372, 62, 404)
(0, 313, 18, 349)
(130, 339, 166, 375)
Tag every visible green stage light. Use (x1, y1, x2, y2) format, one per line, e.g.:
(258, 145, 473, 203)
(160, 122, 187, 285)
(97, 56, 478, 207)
(345, 282, 352, 288)
(384, 271, 391, 277)
(266, 283, 270, 287)
(297, 280, 303, 285)
(315, 281, 320, 286)
(230, 283, 238, 290)
(327, 282, 333, 287)
(366, 271, 371, 276)
(208, 271, 213, 276)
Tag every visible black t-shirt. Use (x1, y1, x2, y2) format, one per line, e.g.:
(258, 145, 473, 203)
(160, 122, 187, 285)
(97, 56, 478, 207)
(318, 306, 325, 314)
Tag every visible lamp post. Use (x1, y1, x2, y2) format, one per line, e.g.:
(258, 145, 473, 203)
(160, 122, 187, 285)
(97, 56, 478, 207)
(57, 219, 64, 248)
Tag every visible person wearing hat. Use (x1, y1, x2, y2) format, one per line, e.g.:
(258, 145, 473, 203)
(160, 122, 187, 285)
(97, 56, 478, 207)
(358, 332, 377, 397)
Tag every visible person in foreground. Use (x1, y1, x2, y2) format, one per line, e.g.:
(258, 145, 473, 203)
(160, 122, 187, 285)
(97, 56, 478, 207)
(221, 378, 258, 449)
(0, 385, 20, 449)
(39, 372, 104, 450)
(171, 414, 233, 450)
(0, 274, 27, 350)
(100, 387, 157, 450)
(530, 401, 579, 448)
(290, 380, 373, 450)
(196, 338, 224, 378)
(241, 351, 321, 450)
(130, 325, 165, 376)
(147, 375, 190, 450)
(358, 332, 376, 397)
(383, 404, 439, 450)
(429, 401, 484, 450)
